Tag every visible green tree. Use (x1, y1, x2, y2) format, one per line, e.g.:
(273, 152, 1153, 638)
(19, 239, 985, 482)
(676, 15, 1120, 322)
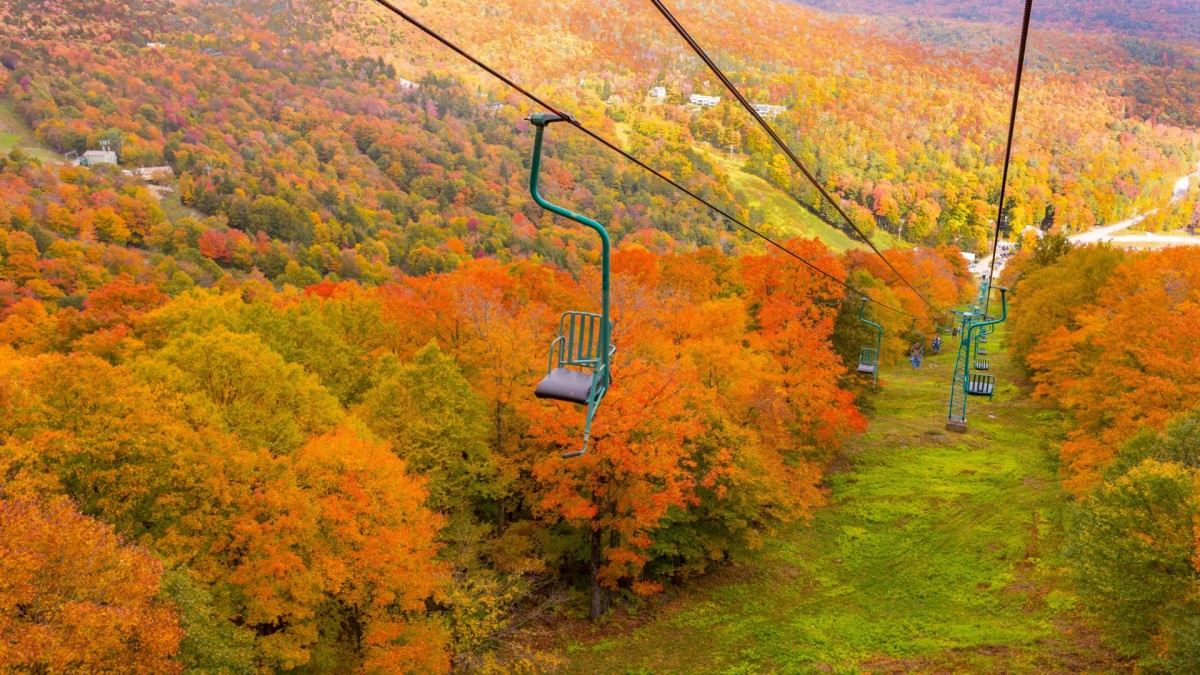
(137, 327, 343, 454)
(162, 570, 256, 674)
(358, 341, 498, 511)
(1072, 459, 1199, 668)
(1071, 411, 1200, 670)
(92, 207, 131, 245)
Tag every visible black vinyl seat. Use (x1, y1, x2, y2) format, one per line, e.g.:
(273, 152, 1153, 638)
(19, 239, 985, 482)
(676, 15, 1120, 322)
(535, 367, 595, 405)
(526, 113, 615, 458)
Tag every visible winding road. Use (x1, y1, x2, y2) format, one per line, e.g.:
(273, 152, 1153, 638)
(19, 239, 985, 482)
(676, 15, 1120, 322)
(972, 162, 1200, 281)
(1068, 162, 1200, 246)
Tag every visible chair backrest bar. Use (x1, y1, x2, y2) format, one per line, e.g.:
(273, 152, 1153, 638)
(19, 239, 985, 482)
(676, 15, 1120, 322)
(558, 311, 610, 367)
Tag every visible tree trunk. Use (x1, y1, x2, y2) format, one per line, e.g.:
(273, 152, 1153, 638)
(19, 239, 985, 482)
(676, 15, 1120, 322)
(589, 526, 607, 621)
(494, 400, 506, 534)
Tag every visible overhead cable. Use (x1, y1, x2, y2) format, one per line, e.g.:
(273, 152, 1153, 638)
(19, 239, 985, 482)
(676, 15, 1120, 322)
(649, 0, 938, 311)
(365, 0, 923, 320)
(983, 0, 1034, 318)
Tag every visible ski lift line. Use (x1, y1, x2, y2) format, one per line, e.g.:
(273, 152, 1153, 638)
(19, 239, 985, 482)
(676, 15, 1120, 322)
(648, 0, 937, 312)
(982, 0, 1034, 318)
(365, 0, 929, 321)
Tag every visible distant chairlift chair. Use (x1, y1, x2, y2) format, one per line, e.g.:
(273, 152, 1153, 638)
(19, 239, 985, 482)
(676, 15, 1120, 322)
(974, 330, 989, 370)
(527, 112, 614, 458)
(907, 318, 926, 357)
(963, 288, 1007, 403)
(856, 297, 883, 388)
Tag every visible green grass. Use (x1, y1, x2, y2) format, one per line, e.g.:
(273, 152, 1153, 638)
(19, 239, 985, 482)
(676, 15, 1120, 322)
(701, 148, 918, 254)
(701, 149, 863, 253)
(148, 185, 206, 224)
(0, 97, 59, 163)
(558, 327, 1117, 673)
(609, 121, 905, 254)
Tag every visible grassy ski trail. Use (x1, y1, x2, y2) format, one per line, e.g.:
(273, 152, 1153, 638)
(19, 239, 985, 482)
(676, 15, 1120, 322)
(559, 328, 1118, 673)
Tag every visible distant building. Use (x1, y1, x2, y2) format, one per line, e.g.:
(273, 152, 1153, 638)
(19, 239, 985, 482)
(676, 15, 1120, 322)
(690, 94, 721, 107)
(74, 150, 118, 167)
(398, 78, 419, 90)
(649, 86, 666, 98)
(484, 102, 504, 112)
(752, 103, 787, 119)
(145, 42, 165, 49)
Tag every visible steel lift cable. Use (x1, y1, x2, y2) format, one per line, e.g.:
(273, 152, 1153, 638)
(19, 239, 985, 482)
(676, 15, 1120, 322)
(364, 0, 931, 321)
(648, 0, 938, 311)
(981, 0, 1034, 318)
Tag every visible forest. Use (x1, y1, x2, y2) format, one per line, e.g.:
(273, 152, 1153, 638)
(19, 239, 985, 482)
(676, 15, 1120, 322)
(790, 0, 1200, 47)
(1004, 238, 1200, 671)
(1, 0, 1200, 671)
(0, 149, 970, 667)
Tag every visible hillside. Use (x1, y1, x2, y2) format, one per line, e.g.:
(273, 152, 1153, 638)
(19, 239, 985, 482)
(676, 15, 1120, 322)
(787, 0, 1200, 47)
(700, 146, 895, 253)
(0, 0, 1193, 302)
(0, 97, 56, 163)
(2, 0, 1200, 672)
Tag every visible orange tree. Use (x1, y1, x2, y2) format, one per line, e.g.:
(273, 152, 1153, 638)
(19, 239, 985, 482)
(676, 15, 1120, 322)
(0, 496, 182, 672)
(1027, 247, 1200, 492)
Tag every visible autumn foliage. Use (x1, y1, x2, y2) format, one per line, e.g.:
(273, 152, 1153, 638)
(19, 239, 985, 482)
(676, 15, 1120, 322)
(1008, 244, 1200, 668)
(0, 226, 970, 668)
(0, 0, 1192, 669)
(1012, 246, 1200, 493)
(0, 496, 182, 672)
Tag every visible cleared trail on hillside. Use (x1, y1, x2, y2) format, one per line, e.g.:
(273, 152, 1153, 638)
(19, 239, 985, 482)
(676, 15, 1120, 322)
(560, 331, 1119, 673)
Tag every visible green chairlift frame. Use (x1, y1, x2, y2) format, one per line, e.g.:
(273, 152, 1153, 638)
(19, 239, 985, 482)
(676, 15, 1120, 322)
(946, 286, 1007, 432)
(856, 297, 883, 387)
(527, 112, 613, 458)
(939, 310, 954, 335)
(907, 318, 925, 350)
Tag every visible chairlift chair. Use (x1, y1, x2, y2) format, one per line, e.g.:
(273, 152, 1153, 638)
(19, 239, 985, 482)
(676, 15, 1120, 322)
(907, 318, 925, 349)
(856, 297, 883, 387)
(857, 347, 879, 375)
(966, 373, 995, 399)
(527, 112, 614, 458)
